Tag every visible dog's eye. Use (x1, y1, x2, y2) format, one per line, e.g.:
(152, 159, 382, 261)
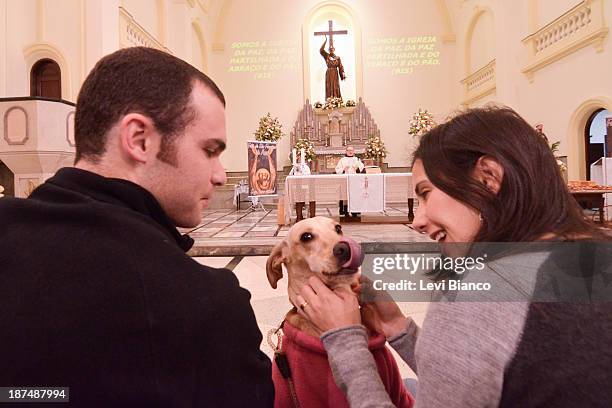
(335, 225, 342, 234)
(300, 232, 314, 242)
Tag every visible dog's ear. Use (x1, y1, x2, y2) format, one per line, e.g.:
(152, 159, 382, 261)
(266, 240, 287, 289)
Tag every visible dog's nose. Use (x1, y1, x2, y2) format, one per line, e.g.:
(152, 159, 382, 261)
(333, 241, 352, 264)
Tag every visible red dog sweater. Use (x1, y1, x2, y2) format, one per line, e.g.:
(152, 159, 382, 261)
(272, 321, 413, 408)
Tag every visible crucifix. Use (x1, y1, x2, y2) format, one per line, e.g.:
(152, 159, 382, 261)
(314, 20, 348, 49)
(314, 20, 348, 100)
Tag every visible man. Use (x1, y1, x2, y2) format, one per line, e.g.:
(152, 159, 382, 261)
(0, 47, 273, 407)
(335, 146, 364, 216)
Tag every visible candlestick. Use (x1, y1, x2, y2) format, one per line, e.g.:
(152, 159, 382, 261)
(300, 148, 305, 164)
(292, 148, 296, 165)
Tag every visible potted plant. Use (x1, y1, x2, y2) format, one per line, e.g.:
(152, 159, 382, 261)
(254, 112, 284, 142)
(292, 138, 317, 170)
(364, 135, 388, 167)
(408, 109, 436, 138)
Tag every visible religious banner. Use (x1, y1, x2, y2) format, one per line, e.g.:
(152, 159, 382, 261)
(247, 141, 278, 197)
(347, 173, 385, 213)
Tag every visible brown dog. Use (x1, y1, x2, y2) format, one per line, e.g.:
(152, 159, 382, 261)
(266, 217, 413, 408)
(266, 216, 364, 336)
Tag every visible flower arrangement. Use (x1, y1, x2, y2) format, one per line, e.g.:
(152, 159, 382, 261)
(254, 112, 284, 142)
(345, 99, 356, 107)
(550, 141, 567, 173)
(292, 138, 316, 163)
(408, 109, 436, 138)
(364, 135, 387, 161)
(556, 159, 567, 173)
(323, 97, 344, 110)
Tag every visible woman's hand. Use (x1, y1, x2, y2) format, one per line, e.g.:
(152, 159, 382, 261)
(293, 276, 361, 336)
(358, 276, 408, 338)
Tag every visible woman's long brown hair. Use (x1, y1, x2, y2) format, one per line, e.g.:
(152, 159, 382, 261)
(413, 106, 610, 242)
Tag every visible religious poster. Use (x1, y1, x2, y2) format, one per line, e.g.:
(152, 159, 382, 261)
(247, 141, 278, 197)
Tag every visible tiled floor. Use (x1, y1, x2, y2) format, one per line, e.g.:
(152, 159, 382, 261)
(183, 205, 431, 256)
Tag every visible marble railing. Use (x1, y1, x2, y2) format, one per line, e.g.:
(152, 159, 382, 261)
(522, 0, 608, 81)
(119, 7, 171, 53)
(460, 59, 496, 105)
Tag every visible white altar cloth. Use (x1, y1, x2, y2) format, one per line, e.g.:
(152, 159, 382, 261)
(284, 173, 414, 223)
(347, 174, 385, 213)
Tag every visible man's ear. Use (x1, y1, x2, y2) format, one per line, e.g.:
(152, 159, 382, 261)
(117, 113, 159, 163)
(474, 156, 504, 194)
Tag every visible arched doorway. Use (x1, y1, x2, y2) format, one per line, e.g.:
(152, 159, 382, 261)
(584, 108, 610, 180)
(30, 59, 62, 99)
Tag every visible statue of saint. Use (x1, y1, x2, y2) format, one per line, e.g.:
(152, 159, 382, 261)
(320, 36, 346, 100)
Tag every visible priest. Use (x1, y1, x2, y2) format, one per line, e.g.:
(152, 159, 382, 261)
(335, 146, 364, 216)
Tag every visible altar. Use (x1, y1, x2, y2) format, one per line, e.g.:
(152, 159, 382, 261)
(289, 98, 381, 173)
(283, 173, 415, 224)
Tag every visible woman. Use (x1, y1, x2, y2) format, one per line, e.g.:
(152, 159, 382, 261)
(292, 106, 612, 407)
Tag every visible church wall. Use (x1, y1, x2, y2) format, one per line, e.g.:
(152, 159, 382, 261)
(3, 0, 607, 180)
(191, 23, 207, 73)
(43, 0, 82, 99)
(2, 0, 217, 98)
(3, 0, 116, 101)
(163, 1, 214, 73)
(4, 0, 37, 97)
(0, 0, 7, 97)
(121, 0, 160, 43)
(188, 10, 215, 73)
(211, 0, 456, 172)
(507, 0, 611, 180)
(536, 0, 582, 27)
(454, 0, 611, 181)
(469, 10, 495, 72)
(491, 0, 529, 110)
(83, 0, 120, 83)
(516, 40, 612, 179)
(359, 0, 455, 168)
(209, 0, 311, 173)
(165, 1, 191, 61)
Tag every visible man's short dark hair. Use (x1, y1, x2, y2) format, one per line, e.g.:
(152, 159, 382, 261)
(74, 47, 225, 164)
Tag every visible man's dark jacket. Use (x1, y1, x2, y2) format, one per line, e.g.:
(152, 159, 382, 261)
(0, 168, 274, 407)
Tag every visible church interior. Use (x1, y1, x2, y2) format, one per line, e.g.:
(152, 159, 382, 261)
(1, 0, 612, 383)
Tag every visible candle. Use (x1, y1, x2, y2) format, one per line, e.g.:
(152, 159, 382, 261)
(292, 148, 296, 165)
(300, 148, 305, 164)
